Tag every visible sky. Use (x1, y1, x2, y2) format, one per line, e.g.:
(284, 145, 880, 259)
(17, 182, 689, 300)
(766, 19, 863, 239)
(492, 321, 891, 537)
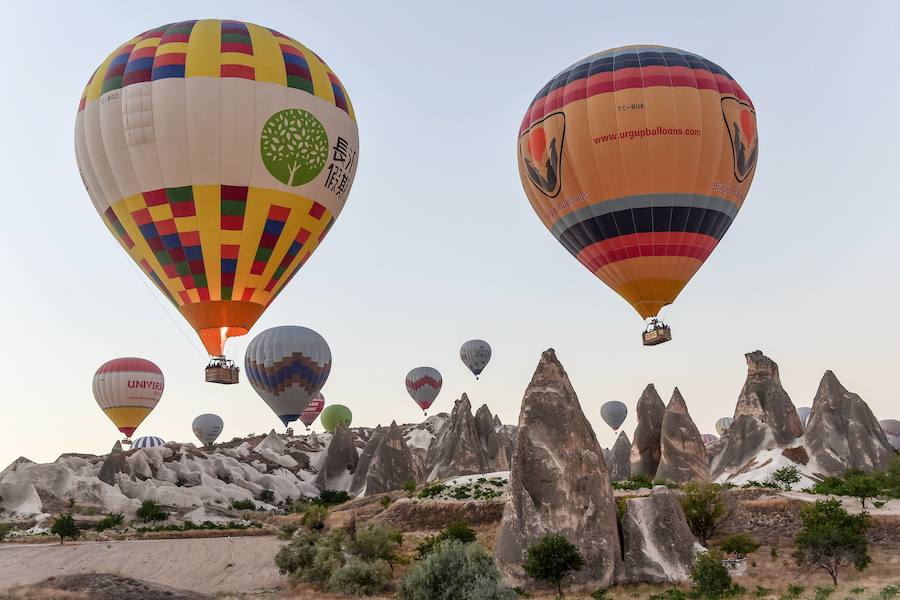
(1, 1, 898, 467)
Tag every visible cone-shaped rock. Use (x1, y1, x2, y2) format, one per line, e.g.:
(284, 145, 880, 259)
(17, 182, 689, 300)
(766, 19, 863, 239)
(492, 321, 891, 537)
(496, 349, 620, 590)
(609, 431, 632, 482)
(656, 389, 708, 484)
(805, 371, 896, 474)
(629, 384, 666, 479)
(314, 425, 359, 491)
(98, 441, 126, 486)
(362, 421, 420, 496)
(349, 426, 385, 495)
(424, 394, 509, 480)
(474, 404, 512, 472)
(711, 351, 802, 479)
(620, 490, 703, 583)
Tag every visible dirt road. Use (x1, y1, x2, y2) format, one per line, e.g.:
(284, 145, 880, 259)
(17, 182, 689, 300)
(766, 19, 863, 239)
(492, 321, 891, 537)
(0, 536, 285, 595)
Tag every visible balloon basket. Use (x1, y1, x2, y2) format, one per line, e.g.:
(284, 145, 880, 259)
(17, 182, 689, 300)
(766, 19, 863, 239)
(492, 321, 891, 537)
(205, 356, 240, 384)
(122, 438, 132, 446)
(642, 320, 672, 346)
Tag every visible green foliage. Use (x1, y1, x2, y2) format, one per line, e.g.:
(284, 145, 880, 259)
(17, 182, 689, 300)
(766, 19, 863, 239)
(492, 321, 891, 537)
(317, 489, 352, 506)
(279, 523, 298, 540)
(403, 480, 417, 497)
(50, 513, 80, 545)
(379, 496, 392, 509)
(611, 474, 654, 491)
(770, 545, 778, 558)
(755, 586, 773, 598)
(689, 550, 732, 598)
(591, 589, 613, 600)
(301, 504, 328, 531)
(872, 585, 900, 599)
(770, 465, 802, 490)
(721, 533, 760, 559)
(326, 558, 392, 595)
(850, 588, 865, 595)
(95, 512, 124, 532)
(258, 489, 275, 503)
(814, 586, 836, 600)
(680, 481, 731, 546)
(0, 523, 11, 541)
(348, 524, 403, 570)
(135, 520, 262, 533)
(231, 498, 257, 510)
(135, 499, 169, 522)
(843, 473, 883, 509)
(416, 521, 477, 558)
(781, 584, 805, 599)
(417, 483, 448, 498)
(66, 497, 76, 509)
(648, 590, 688, 600)
(523, 533, 585, 597)
(793, 499, 871, 586)
(398, 539, 516, 600)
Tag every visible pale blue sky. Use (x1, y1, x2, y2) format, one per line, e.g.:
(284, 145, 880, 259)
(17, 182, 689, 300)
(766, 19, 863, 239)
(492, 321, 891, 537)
(1, 1, 898, 466)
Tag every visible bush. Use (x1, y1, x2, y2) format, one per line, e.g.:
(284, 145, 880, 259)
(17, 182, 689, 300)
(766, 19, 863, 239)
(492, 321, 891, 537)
(0, 523, 11, 541)
(689, 550, 732, 598)
(279, 523, 298, 540)
(379, 496, 392, 509)
(770, 465, 802, 490)
(135, 499, 169, 522)
(793, 498, 870, 586)
(231, 498, 256, 510)
(523, 534, 585, 597)
(50, 513, 80, 545)
(417, 483, 447, 499)
(611, 474, 654, 491)
(648, 590, 688, 600)
(814, 586, 835, 600)
(398, 539, 515, 600)
(680, 482, 731, 546)
(96, 512, 124, 532)
(591, 590, 614, 600)
(721, 533, 760, 559)
(275, 529, 347, 586)
(349, 524, 403, 571)
(416, 521, 477, 558)
(782, 584, 805, 599)
(301, 504, 329, 531)
(317, 489, 351, 506)
(403, 480, 417, 497)
(327, 558, 392, 595)
(842, 473, 882, 509)
(258, 489, 275, 503)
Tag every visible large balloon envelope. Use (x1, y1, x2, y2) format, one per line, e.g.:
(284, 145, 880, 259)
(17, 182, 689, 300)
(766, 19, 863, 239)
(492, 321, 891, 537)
(132, 436, 165, 449)
(93, 358, 164, 440)
(406, 367, 442, 413)
(460, 340, 492, 379)
(75, 20, 359, 358)
(701, 433, 719, 445)
(299, 392, 326, 428)
(600, 401, 628, 431)
(880, 419, 900, 450)
(192, 413, 223, 446)
(517, 46, 758, 331)
(320, 404, 352, 433)
(715, 416, 734, 436)
(245, 326, 332, 427)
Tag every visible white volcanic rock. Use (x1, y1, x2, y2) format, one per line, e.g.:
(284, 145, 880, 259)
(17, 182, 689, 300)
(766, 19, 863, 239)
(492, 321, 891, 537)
(630, 384, 666, 479)
(609, 431, 632, 482)
(656, 389, 708, 484)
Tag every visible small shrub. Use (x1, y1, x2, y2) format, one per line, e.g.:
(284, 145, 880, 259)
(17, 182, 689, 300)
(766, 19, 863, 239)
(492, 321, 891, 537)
(379, 496, 392, 509)
(648, 590, 688, 600)
(689, 550, 732, 599)
(680, 482, 732, 546)
(349, 524, 403, 571)
(398, 539, 515, 600)
(611, 474, 654, 491)
(135, 499, 169, 522)
(850, 588, 865, 595)
(721, 533, 760, 559)
(279, 523, 299, 539)
(523, 534, 585, 597)
(417, 483, 447, 499)
(874, 585, 900, 599)
(327, 558, 392, 595)
(0, 523, 11, 541)
(50, 513, 80, 545)
(770, 546, 778, 558)
(96, 512, 124, 532)
(66, 497, 76, 509)
(416, 521, 477, 558)
(231, 498, 256, 510)
(301, 504, 328, 531)
(317, 489, 351, 506)
(755, 586, 773, 598)
(781, 584, 805, 599)
(258, 489, 275, 503)
(591, 589, 613, 600)
(403, 480, 417, 497)
(814, 586, 836, 600)
(771, 465, 802, 490)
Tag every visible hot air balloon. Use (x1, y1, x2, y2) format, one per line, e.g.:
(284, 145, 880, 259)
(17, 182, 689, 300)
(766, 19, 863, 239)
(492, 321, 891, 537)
(517, 46, 758, 345)
(600, 401, 628, 431)
(245, 326, 332, 428)
(880, 419, 900, 451)
(299, 393, 326, 429)
(797, 406, 813, 430)
(93, 358, 164, 443)
(460, 340, 492, 379)
(701, 433, 719, 445)
(715, 417, 734, 436)
(320, 404, 352, 433)
(192, 413, 223, 446)
(75, 20, 359, 382)
(406, 367, 442, 415)
(132, 436, 165, 449)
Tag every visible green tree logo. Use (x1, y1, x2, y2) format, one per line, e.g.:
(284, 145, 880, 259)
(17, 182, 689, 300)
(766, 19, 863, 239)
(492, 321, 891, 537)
(260, 109, 328, 186)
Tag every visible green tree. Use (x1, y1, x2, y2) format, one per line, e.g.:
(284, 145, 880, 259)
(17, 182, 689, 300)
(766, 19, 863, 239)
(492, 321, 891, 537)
(523, 534, 585, 598)
(842, 473, 881, 509)
(689, 550, 732, 598)
(680, 482, 732, 546)
(403, 480, 417, 497)
(260, 108, 328, 186)
(398, 539, 515, 600)
(50, 513, 80, 545)
(771, 465, 802, 490)
(135, 499, 169, 522)
(721, 533, 760, 559)
(416, 521, 477, 558)
(793, 499, 871, 586)
(301, 504, 328, 531)
(348, 524, 404, 572)
(95, 512, 124, 532)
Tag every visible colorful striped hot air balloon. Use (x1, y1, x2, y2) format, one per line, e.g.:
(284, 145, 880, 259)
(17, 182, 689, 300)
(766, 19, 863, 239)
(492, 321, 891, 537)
(75, 20, 359, 368)
(701, 433, 719, 445)
(299, 393, 325, 429)
(320, 404, 352, 433)
(460, 340, 492, 379)
(406, 367, 442, 414)
(132, 436, 165, 449)
(715, 416, 734, 436)
(244, 326, 332, 427)
(192, 413, 223, 446)
(517, 46, 758, 344)
(93, 358, 164, 442)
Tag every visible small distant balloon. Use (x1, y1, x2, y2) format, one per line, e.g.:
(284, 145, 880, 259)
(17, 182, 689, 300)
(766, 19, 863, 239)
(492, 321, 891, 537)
(320, 405, 352, 433)
(797, 406, 812, 429)
(460, 340, 492, 379)
(880, 419, 900, 450)
(701, 433, 719, 445)
(715, 417, 734, 436)
(300, 393, 326, 429)
(93, 358, 164, 441)
(192, 414, 224, 446)
(406, 367, 442, 414)
(131, 436, 165, 449)
(600, 401, 628, 431)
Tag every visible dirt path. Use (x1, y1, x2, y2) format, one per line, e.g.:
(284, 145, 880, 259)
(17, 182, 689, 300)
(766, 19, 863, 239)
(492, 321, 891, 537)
(0, 537, 285, 595)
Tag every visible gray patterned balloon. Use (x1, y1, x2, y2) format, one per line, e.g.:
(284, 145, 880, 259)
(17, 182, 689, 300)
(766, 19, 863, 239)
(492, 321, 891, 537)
(460, 339, 492, 379)
(192, 413, 223, 446)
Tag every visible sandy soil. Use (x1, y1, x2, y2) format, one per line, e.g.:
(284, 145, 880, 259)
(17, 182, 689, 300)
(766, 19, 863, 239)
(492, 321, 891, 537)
(0, 537, 285, 595)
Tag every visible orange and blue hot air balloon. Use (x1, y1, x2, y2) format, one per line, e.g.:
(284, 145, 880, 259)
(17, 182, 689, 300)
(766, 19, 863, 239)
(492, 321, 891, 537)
(517, 46, 758, 343)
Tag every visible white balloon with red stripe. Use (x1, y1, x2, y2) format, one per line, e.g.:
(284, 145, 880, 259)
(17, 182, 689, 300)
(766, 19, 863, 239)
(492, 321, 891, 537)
(406, 367, 442, 414)
(92, 357, 164, 441)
